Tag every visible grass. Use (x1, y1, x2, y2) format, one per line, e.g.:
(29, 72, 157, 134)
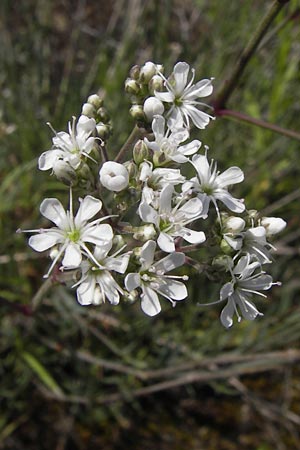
(1, 0, 300, 448)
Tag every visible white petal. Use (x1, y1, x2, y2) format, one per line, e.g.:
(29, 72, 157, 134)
(75, 196, 102, 226)
(141, 286, 161, 316)
(179, 140, 201, 156)
(154, 252, 185, 273)
(241, 274, 273, 291)
(76, 276, 95, 306)
(214, 191, 245, 213)
(179, 197, 203, 218)
(77, 115, 96, 135)
(154, 91, 174, 103)
(140, 240, 156, 269)
(62, 243, 82, 267)
(191, 154, 210, 184)
(82, 223, 113, 246)
(28, 230, 63, 252)
(261, 217, 286, 236)
(40, 198, 68, 229)
(179, 228, 206, 245)
(217, 167, 244, 187)
(157, 279, 187, 300)
(220, 282, 234, 301)
(38, 150, 65, 171)
(184, 78, 213, 99)
(157, 232, 175, 253)
(236, 293, 262, 321)
(125, 273, 140, 291)
(182, 105, 211, 129)
(173, 62, 190, 94)
(98, 272, 121, 305)
(138, 202, 158, 225)
(159, 184, 173, 215)
(105, 253, 130, 274)
(220, 298, 235, 328)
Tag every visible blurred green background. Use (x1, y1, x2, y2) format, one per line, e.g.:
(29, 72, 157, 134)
(1, 1, 300, 449)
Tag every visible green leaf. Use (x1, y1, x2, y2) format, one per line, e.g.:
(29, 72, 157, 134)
(21, 352, 64, 396)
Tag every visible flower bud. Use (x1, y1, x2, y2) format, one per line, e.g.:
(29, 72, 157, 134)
(129, 104, 145, 121)
(125, 78, 140, 95)
(81, 103, 96, 118)
(261, 217, 287, 236)
(224, 216, 245, 233)
(77, 162, 92, 181)
(133, 139, 149, 165)
(97, 107, 110, 123)
(133, 224, 156, 241)
(212, 255, 233, 270)
(124, 160, 138, 180)
(129, 65, 140, 80)
(96, 123, 111, 140)
(99, 161, 129, 192)
(143, 96, 164, 121)
(149, 75, 164, 94)
(140, 61, 157, 83)
(87, 94, 103, 109)
(53, 160, 77, 185)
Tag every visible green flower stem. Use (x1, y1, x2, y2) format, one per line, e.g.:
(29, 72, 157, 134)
(216, 108, 300, 141)
(214, 0, 290, 111)
(115, 125, 148, 163)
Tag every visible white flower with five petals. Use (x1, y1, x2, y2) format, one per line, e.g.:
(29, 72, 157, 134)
(125, 240, 188, 316)
(219, 255, 274, 328)
(144, 115, 201, 163)
(27, 192, 113, 277)
(154, 62, 214, 129)
(74, 241, 130, 306)
(39, 115, 96, 171)
(185, 153, 245, 217)
(138, 184, 205, 252)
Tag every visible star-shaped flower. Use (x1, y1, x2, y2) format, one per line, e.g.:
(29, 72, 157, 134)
(154, 62, 214, 129)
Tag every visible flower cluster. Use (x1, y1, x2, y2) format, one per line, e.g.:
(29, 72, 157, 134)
(20, 61, 286, 327)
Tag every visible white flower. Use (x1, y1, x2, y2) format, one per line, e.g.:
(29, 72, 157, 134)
(222, 216, 245, 251)
(99, 161, 129, 192)
(125, 240, 188, 316)
(219, 254, 274, 328)
(186, 153, 245, 217)
(143, 97, 164, 121)
(138, 184, 205, 252)
(144, 115, 201, 163)
(74, 241, 130, 306)
(27, 191, 113, 277)
(39, 115, 96, 171)
(242, 226, 273, 264)
(154, 62, 214, 129)
(261, 217, 287, 236)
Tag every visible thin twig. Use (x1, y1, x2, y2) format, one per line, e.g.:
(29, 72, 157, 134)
(114, 125, 147, 163)
(214, 0, 290, 110)
(216, 109, 300, 141)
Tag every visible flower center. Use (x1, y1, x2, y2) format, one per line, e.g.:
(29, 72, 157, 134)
(67, 229, 81, 242)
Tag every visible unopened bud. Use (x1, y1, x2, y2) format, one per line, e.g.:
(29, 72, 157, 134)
(149, 75, 164, 93)
(100, 161, 129, 192)
(87, 94, 103, 109)
(130, 104, 145, 121)
(124, 160, 138, 179)
(261, 217, 287, 236)
(81, 103, 96, 118)
(220, 238, 234, 255)
(133, 139, 149, 165)
(224, 216, 245, 233)
(133, 224, 156, 241)
(125, 78, 140, 95)
(212, 255, 233, 270)
(97, 107, 110, 123)
(77, 162, 92, 181)
(140, 61, 157, 83)
(130, 65, 140, 80)
(96, 123, 111, 140)
(53, 160, 77, 185)
(143, 96, 164, 121)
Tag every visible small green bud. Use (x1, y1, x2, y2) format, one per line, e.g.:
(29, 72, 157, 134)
(125, 78, 140, 95)
(149, 74, 164, 94)
(97, 107, 110, 123)
(77, 162, 92, 181)
(133, 139, 149, 165)
(212, 255, 233, 270)
(220, 238, 233, 255)
(129, 104, 146, 121)
(96, 123, 111, 140)
(87, 94, 103, 109)
(53, 160, 77, 186)
(129, 65, 140, 80)
(81, 102, 96, 118)
(153, 150, 167, 167)
(124, 160, 138, 179)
